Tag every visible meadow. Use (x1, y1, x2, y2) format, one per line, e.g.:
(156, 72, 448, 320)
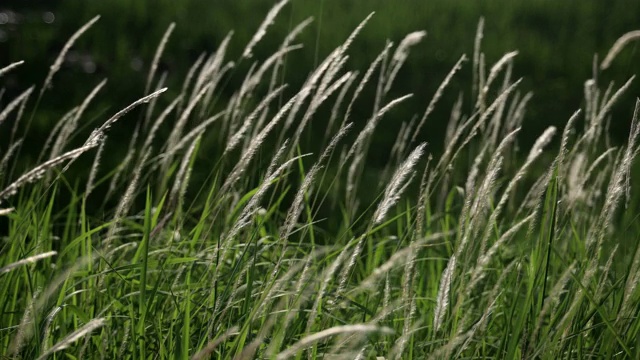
(2, 2, 640, 358)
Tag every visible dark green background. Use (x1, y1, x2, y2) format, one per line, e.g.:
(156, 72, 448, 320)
(1, 0, 640, 164)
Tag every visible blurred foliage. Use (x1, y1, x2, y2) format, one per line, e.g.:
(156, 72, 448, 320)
(1, 0, 639, 165)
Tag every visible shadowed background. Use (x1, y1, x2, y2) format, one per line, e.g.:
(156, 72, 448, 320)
(1, 0, 639, 170)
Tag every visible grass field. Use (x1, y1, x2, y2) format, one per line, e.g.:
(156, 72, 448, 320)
(2, 4, 640, 359)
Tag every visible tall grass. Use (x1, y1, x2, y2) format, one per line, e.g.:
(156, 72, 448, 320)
(1, 5, 640, 359)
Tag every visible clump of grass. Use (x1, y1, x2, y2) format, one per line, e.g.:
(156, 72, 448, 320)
(1, 4, 640, 359)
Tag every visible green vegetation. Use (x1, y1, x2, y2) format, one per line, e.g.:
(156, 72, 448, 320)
(2, 3, 640, 358)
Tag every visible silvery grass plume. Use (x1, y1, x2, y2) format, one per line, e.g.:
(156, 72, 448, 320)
(9, 243, 114, 354)
(581, 77, 634, 147)
(9, 289, 40, 355)
(239, 45, 301, 119)
(104, 125, 139, 203)
(224, 153, 309, 243)
(601, 30, 640, 70)
(221, 91, 303, 193)
(243, 0, 289, 59)
(144, 71, 168, 128)
(279, 43, 339, 128)
(233, 252, 325, 360)
(37, 107, 77, 162)
(225, 84, 288, 154)
(268, 17, 314, 91)
(84, 88, 168, 148)
(336, 12, 375, 63)
(178, 53, 205, 113)
(325, 72, 357, 140)
(41, 306, 63, 353)
(41, 15, 100, 96)
(613, 99, 640, 322)
(410, 55, 467, 146)
(456, 264, 514, 356)
(434, 254, 456, 333)
(0, 251, 57, 275)
(504, 91, 532, 138)
(372, 40, 389, 118)
(431, 80, 521, 198)
(264, 257, 318, 357)
(305, 244, 351, 335)
(455, 128, 520, 259)
(105, 148, 151, 245)
(556, 109, 581, 181)
(49, 79, 106, 163)
(483, 51, 518, 96)
(199, 60, 235, 120)
(8, 85, 31, 143)
(396, 157, 431, 353)
(279, 49, 336, 140)
(477, 126, 556, 255)
(337, 143, 425, 297)
(459, 142, 490, 226)
(467, 213, 534, 295)
(386, 116, 416, 172)
(141, 95, 182, 153)
(276, 325, 394, 360)
(191, 326, 240, 360)
(209, 139, 291, 285)
(331, 300, 402, 355)
(348, 232, 449, 296)
(158, 111, 225, 164)
(168, 133, 201, 211)
(35, 318, 106, 360)
(588, 98, 640, 255)
(145, 22, 175, 95)
(584, 78, 598, 127)
(1, 140, 23, 175)
(62, 88, 167, 196)
(385, 31, 427, 94)
(467, 79, 522, 150)
(0, 139, 102, 204)
(316, 48, 348, 99)
(192, 33, 232, 102)
(373, 143, 426, 224)
(444, 94, 464, 146)
(345, 94, 414, 208)
(163, 83, 212, 171)
(291, 70, 354, 149)
(528, 262, 576, 355)
(341, 42, 392, 133)
(486, 58, 516, 147)
(0, 60, 24, 77)
(8, 247, 100, 355)
(477, 51, 518, 113)
(0, 86, 34, 127)
(280, 123, 353, 240)
(472, 17, 485, 102)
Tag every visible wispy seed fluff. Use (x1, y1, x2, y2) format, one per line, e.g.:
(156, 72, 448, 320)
(373, 143, 426, 224)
